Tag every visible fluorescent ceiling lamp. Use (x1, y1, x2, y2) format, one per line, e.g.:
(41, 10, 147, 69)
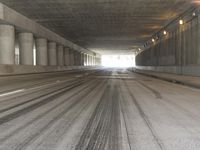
(179, 19, 183, 25)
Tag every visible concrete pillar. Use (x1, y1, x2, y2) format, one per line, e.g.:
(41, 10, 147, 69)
(57, 45, 64, 66)
(89, 55, 91, 66)
(91, 55, 94, 66)
(77, 51, 80, 66)
(81, 53, 84, 66)
(92, 56, 94, 66)
(84, 54, 86, 66)
(18, 33, 33, 65)
(75, 51, 78, 66)
(76, 51, 79, 66)
(84, 54, 87, 66)
(78, 52, 80, 66)
(78, 52, 81, 66)
(80, 53, 82, 66)
(72, 50, 76, 66)
(69, 49, 74, 66)
(91, 55, 92, 66)
(95, 57, 97, 66)
(94, 56, 96, 66)
(74, 51, 77, 66)
(87, 54, 89, 66)
(91, 55, 93, 66)
(36, 38, 48, 66)
(0, 25, 15, 64)
(86, 54, 88, 66)
(96, 57, 99, 66)
(64, 47, 70, 66)
(48, 42, 57, 66)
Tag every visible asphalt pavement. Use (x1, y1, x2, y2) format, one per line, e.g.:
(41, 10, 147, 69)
(0, 68, 200, 150)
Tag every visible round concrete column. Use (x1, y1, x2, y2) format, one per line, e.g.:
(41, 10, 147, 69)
(79, 52, 81, 66)
(36, 38, 48, 66)
(91, 55, 93, 66)
(81, 53, 84, 66)
(92, 56, 94, 66)
(69, 49, 74, 66)
(94, 56, 96, 66)
(77, 52, 80, 66)
(80, 53, 82, 66)
(0, 25, 15, 64)
(18, 33, 34, 65)
(78, 52, 80, 66)
(91, 56, 93, 66)
(86, 54, 89, 66)
(84, 54, 86, 66)
(64, 47, 70, 66)
(73, 51, 77, 66)
(85, 54, 88, 66)
(76, 52, 79, 66)
(57, 45, 64, 66)
(90, 55, 92, 66)
(89, 55, 91, 66)
(48, 42, 57, 66)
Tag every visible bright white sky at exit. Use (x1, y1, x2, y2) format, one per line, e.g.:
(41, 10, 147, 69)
(102, 55, 135, 67)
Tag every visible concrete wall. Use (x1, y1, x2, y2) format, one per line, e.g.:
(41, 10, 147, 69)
(0, 65, 92, 76)
(135, 8, 200, 76)
(135, 66, 200, 76)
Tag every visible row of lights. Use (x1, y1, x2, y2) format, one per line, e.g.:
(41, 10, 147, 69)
(136, 10, 198, 54)
(150, 18, 184, 44)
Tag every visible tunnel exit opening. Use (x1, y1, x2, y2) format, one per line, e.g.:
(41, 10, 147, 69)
(101, 55, 135, 68)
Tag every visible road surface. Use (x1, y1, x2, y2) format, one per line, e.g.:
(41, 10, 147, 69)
(0, 69, 200, 150)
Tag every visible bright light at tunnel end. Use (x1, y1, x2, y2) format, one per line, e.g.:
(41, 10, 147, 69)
(101, 55, 135, 68)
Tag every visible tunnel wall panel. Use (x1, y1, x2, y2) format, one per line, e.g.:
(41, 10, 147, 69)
(136, 15, 200, 76)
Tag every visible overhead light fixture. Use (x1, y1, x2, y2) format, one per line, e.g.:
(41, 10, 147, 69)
(163, 30, 167, 35)
(179, 19, 184, 25)
(152, 38, 155, 42)
(192, 12, 196, 16)
(138, 48, 141, 51)
(155, 36, 159, 40)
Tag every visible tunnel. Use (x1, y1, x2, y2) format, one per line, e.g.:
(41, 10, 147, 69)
(0, 0, 199, 150)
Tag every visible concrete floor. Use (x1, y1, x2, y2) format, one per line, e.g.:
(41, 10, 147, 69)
(0, 69, 200, 150)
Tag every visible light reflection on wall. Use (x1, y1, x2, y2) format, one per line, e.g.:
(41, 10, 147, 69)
(191, 0, 200, 5)
(101, 55, 135, 67)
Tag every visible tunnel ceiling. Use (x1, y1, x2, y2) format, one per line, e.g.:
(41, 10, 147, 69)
(0, 0, 194, 54)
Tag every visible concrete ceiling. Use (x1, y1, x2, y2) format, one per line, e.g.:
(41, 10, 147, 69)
(0, 0, 195, 54)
